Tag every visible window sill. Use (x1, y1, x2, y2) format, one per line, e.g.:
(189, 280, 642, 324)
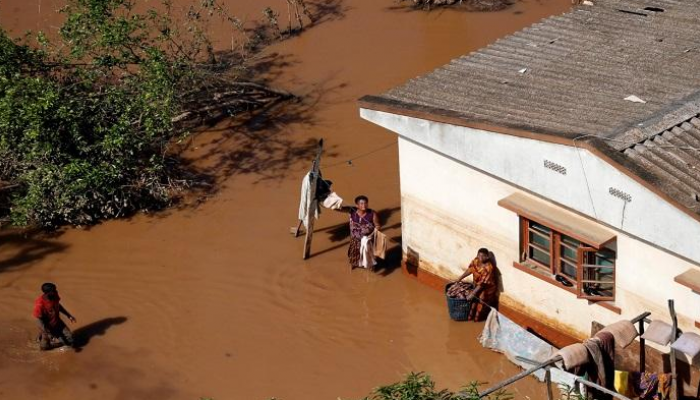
(513, 261, 621, 314)
(513, 261, 577, 294)
(588, 299, 621, 314)
(674, 269, 700, 293)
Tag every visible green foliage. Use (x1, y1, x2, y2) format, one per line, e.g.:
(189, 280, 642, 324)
(558, 384, 586, 400)
(0, 0, 235, 228)
(360, 372, 512, 400)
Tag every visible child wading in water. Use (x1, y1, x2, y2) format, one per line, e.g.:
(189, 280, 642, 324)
(33, 282, 77, 350)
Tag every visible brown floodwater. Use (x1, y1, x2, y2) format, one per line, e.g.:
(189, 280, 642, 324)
(0, 0, 572, 399)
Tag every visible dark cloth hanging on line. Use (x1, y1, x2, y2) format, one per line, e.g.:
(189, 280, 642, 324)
(570, 331, 615, 400)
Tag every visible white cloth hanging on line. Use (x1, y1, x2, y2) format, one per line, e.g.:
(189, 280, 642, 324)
(298, 172, 319, 229)
(321, 192, 343, 210)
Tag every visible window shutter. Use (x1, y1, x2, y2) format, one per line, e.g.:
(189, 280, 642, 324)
(576, 247, 616, 301)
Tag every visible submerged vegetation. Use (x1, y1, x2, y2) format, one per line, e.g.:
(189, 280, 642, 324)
(397, 0, 514, 11)
(0, 0, 325, 228)
(360, 372, 513, 400)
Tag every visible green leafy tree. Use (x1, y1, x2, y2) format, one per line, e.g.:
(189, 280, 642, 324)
(0, 0, 289, 228)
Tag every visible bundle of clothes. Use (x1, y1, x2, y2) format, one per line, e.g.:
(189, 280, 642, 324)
(556, 320, 675, 400)
(446, 281, 475, 299)
(614, 371, 672, 400)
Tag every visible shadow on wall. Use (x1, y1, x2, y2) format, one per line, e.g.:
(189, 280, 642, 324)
(73, 316, 128, 352)
(375, 240, 403, 277)
(0, 229, 68, 276)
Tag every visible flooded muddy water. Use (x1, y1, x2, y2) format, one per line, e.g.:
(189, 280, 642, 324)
(0, 0, 571, 399)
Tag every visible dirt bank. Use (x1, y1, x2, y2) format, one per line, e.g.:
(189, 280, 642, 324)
(0, 1, 572, 399)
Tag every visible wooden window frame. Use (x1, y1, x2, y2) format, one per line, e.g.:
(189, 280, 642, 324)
(519, 216, 616, 301)
(577, 247, 616, 301)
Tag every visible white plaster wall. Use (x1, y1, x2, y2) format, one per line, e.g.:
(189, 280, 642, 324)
(396, 137, 700, 338)
(361, 109, 700, 266)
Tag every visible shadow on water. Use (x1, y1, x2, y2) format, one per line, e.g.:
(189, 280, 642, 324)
(321, 206, 401, 243)
(174, 70, 347, 208)
(144, 2, 350, 216)
(0, 229, 68, 276)
(375, 241, 403, 276)
(136, 64, 346, 223)
(73, 317, 128, 352)
(307, 207, 402, 276)
(246, 0, 351, 45)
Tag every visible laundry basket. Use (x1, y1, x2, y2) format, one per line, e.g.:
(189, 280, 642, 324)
(445, 283, 472, 321)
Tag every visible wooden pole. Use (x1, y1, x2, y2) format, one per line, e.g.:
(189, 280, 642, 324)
(669, 299, 678, 400)
(545, 368, 554, 400)
(479, 356, 563, 398)
(631, 312, 652, 324)
(302, 139, 323, 260)
(639, 319, 646, 373)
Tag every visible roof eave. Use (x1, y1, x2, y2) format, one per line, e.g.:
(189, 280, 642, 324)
(359, 95, 578, 147)
(359, 95, 700, 225)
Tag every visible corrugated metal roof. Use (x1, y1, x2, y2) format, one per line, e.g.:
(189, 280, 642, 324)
(623, 115, 700, 213)
(361, 0, 700, 217)
(370, 0, 700, 145)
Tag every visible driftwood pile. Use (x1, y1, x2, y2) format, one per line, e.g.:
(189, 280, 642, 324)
(447, 282, 475, 299)
(399, 0, 513, 11)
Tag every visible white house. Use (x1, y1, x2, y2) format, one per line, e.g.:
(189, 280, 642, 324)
(359, 0, 700, 348)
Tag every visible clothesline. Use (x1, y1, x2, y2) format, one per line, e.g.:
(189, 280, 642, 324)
(478, 312, 655, 399)
(321, 141, 397, 169)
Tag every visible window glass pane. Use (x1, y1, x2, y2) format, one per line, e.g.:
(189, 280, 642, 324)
(560, 260, 577, 279)
(595, 255, 615, 267)
(561, 246, 577, 261)
(591, 248, 615, 265)
(529, 246, 550, 266)
(585, 267, 613, 282)
(560, 234, 580, 261)
(561, 235, 580, 248)
(529, 231, 550, 248)
(581, 247, 615, 298)
(529, 221, 551, 235)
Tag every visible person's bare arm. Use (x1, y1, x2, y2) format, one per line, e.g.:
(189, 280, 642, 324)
(373, 212, 381, 231)
(59, 305, 76, 323)
(456, 270, 472, 283)
(467, 285, 483, 301)
(455, 259, 477, 283)
(455, 266, 473, 283)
